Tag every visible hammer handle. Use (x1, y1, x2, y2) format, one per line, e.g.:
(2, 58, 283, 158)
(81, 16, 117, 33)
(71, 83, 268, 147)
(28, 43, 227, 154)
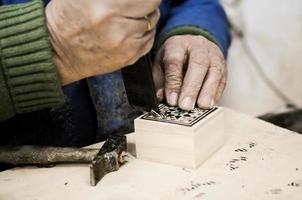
(0, 145, 99, 165)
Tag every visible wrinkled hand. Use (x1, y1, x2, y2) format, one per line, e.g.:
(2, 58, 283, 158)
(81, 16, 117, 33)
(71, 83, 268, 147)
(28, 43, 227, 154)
(46, 0, 161, 85)
(153, 35, 227, 110)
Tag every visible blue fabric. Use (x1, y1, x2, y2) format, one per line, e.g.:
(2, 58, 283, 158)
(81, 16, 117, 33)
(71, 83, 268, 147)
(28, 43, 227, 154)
(159, 0, 231, 57)
(0, 0, 231, 145)
(0, 0, 49, 5)
(1, 0, 29, 3)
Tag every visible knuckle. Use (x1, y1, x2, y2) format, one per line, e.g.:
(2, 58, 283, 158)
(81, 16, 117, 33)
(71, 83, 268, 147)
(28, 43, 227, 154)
(166, 70, 182, 81)
(165, 71, 182, 89)
(210, 58, 226, 74)
(213, 54, 226, 66)
(197, 37, 208, 46)
(220, 59, 227, 68)
(210, 45, 225, 58)
(165, 36, 180, 45)
(165, 63, 181, 74)
(186, 85, 201, 95)
(163, 53, 183, 66)
(210, 42, 222, 50)
(190, 56, 210, 68)
(190, 36, 208, 46)
(209, 66, 224, 77)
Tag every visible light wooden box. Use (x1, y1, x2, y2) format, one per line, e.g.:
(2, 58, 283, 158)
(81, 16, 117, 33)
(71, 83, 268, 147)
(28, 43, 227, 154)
(135, 106, 225, 169)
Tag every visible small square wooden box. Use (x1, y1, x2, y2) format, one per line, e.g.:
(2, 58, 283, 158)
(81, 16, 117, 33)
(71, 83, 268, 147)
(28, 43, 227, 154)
(135, 106, 225, 169)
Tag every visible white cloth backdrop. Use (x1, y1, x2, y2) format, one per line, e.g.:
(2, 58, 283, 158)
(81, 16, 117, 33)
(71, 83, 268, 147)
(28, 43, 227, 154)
(220, 0, 302, 116)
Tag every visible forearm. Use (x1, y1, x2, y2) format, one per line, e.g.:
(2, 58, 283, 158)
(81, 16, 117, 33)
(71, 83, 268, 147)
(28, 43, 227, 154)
(0, 0, 64, 122)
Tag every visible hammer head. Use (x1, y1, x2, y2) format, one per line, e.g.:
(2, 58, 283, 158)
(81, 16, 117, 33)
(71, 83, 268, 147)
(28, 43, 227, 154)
(89, 135, 127, 186)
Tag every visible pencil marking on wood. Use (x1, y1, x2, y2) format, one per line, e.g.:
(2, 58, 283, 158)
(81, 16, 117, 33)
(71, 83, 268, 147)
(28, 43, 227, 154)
(265, 188, 282, 195)
(249, 142, 256, 148)
(235, 148, 248, 152)
(287, 180, 302, 187)
(177, 180, 217, 195)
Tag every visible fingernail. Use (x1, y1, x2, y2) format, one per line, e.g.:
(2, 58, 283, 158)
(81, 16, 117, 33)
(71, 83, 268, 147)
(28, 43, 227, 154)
(199, 96, 212, 109)
(180, 97, 194, 110)
(156, 88, 164, 101)
(168, 92, 178, 106)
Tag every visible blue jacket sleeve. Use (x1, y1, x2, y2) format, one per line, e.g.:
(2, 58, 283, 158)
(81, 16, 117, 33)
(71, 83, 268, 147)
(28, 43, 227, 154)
(0, 0, 50, 6)
(157, 0, 231, 57)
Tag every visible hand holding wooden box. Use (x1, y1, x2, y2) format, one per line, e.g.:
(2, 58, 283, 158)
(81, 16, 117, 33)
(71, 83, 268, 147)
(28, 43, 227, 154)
(135, 104, 225, 169)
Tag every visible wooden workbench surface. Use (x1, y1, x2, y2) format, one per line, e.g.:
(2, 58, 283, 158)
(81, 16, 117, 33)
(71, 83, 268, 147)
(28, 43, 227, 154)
(1, 108, 302, 200)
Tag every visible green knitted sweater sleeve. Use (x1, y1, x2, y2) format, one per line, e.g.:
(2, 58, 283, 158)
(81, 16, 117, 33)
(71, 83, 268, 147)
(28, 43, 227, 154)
(0, 0, 64, 122)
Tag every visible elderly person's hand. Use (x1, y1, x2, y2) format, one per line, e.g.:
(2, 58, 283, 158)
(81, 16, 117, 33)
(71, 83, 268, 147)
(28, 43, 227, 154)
(46, 0, 161, 85)
(153, 35, 227, 110)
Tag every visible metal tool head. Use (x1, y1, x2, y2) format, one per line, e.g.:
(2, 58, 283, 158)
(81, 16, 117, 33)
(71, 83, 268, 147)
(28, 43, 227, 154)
(121, 54, 159, 112)
(89, 135, 127, 186)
